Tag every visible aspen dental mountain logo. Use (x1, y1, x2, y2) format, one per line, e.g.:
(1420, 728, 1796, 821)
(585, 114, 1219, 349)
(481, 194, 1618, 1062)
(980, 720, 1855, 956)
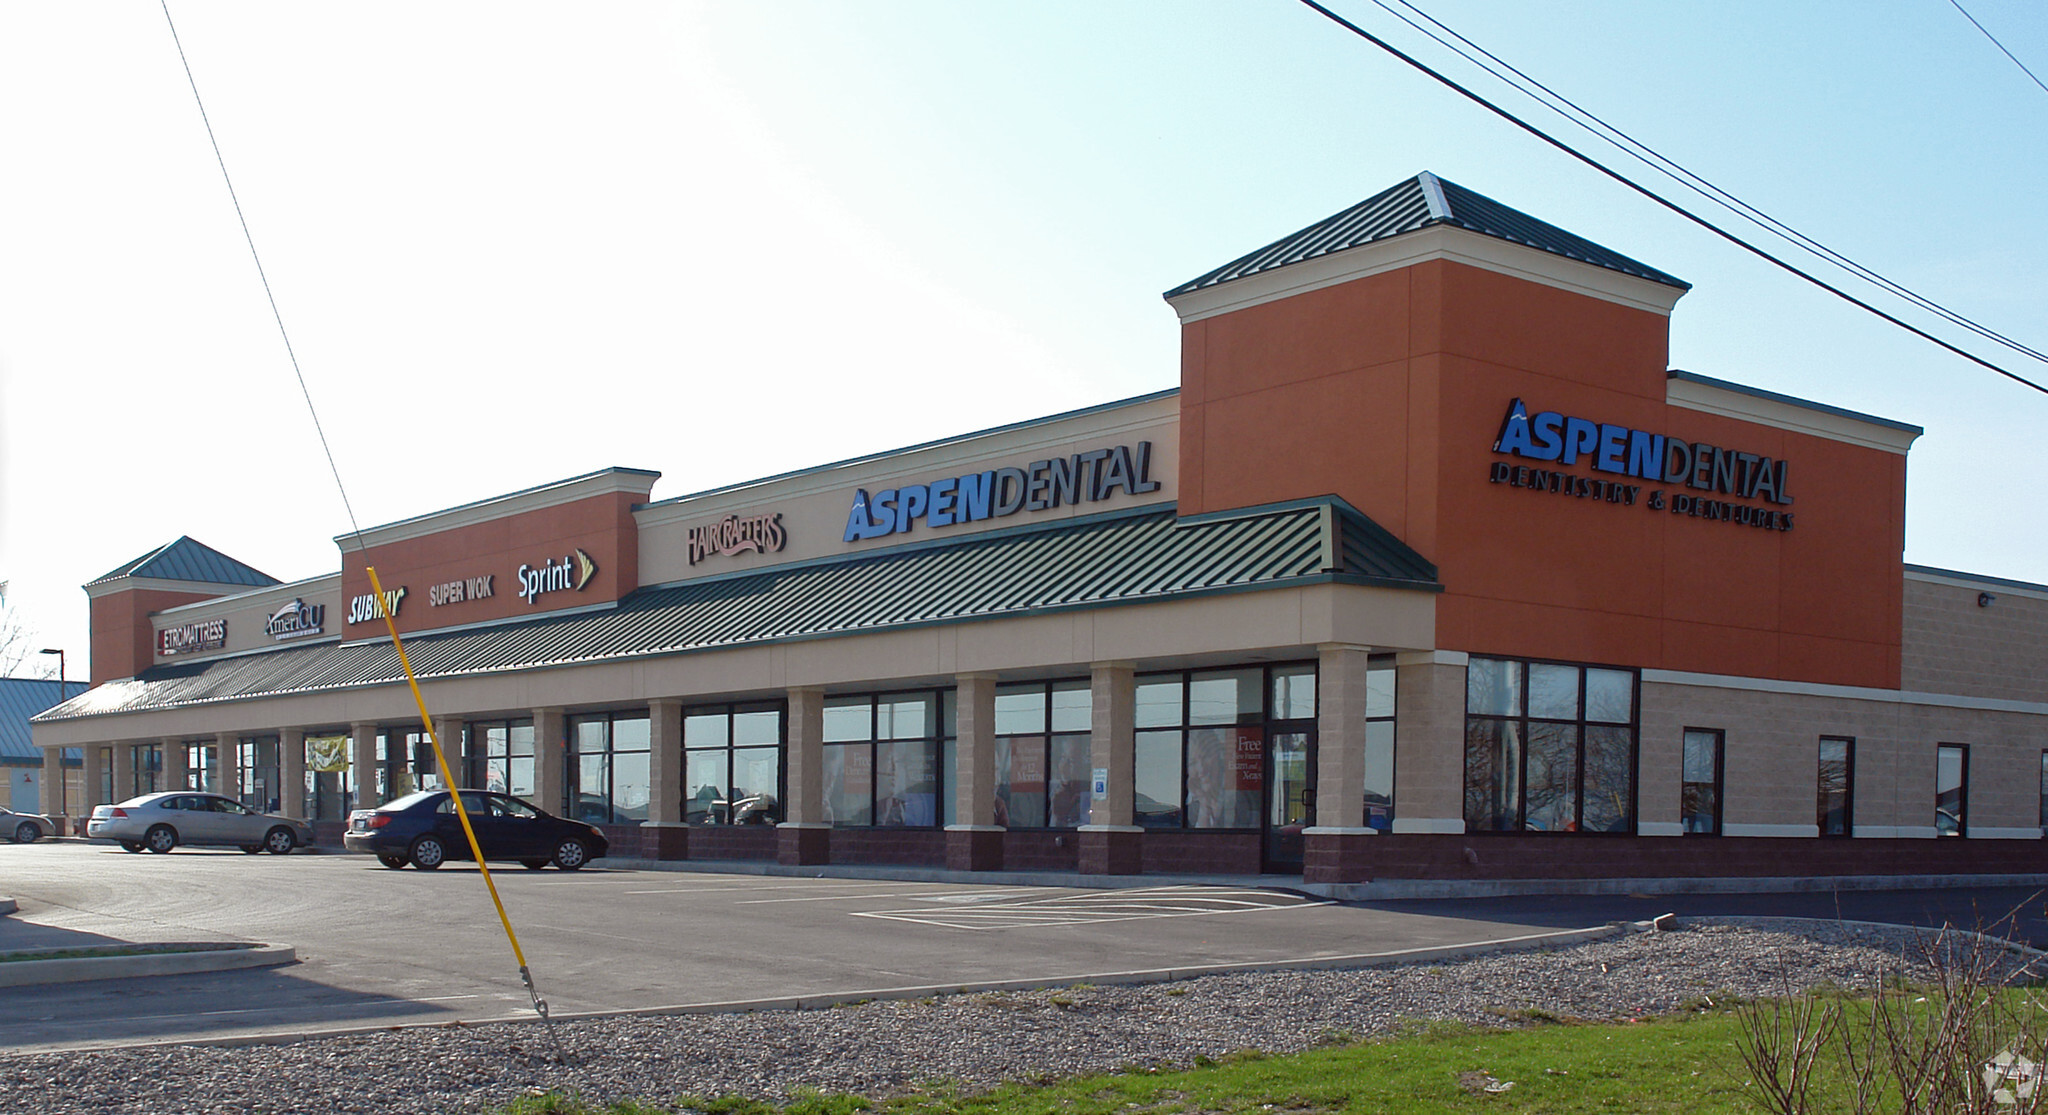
(1489, 398, 1797, 533)
(518, 548, 598, 605)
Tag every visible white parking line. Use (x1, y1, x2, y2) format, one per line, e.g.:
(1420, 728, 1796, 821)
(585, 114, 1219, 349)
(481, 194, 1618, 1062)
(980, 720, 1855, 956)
(735, 888, 1037, 905)
(851, 887, 1333, 930)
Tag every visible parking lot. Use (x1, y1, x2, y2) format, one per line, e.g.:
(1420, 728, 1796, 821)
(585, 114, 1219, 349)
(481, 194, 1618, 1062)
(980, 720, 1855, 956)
(0, 842, 1601, 1053)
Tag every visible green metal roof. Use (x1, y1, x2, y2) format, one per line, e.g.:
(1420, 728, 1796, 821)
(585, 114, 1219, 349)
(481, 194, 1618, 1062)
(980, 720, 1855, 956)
(89, 536, 280, 589)
(1166, 172, 1688, 298)
(40, 500, 1437, 721)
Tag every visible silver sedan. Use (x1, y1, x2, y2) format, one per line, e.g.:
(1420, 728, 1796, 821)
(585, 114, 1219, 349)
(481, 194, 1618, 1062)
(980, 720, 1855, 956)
(0, 807, 52, 843)
(87, 792, 315, 855)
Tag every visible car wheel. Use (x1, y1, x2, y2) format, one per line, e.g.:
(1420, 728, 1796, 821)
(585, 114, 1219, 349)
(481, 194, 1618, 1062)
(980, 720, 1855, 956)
(240, 845, 263, 855)
(120, 841, 144, 853)
(145, 825, 177, 854)
(376, 853, 408, 869)
(520, 859, 547, 870)
(264, 827, 297, 855)
(552, 837, 589, 871)
(410, 835, 447, 870)
(13, 821, 39, 844)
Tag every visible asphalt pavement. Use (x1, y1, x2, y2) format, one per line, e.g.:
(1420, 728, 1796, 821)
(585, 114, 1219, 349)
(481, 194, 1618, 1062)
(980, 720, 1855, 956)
(2, 839, 2042, 1054)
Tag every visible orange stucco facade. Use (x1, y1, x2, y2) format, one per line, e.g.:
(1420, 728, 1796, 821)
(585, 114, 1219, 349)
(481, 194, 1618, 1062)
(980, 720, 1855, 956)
(1179, 258, 1906, 689)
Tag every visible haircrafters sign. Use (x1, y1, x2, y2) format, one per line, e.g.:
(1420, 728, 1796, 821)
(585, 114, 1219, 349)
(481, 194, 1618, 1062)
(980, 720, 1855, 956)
(1489, 399, 1796, 532)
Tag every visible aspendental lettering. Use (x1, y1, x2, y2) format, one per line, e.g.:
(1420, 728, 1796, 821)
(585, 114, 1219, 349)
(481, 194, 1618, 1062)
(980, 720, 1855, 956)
(843, 441, 1160, 543)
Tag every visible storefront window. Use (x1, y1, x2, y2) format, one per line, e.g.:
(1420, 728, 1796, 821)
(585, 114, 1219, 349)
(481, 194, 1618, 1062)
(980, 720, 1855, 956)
(469, 720, 536, 799)
(1463, 657, 1637, 835)
(1936, 743, 1968, 837)
(185, 741, 214, 793)
(303, 731, 353, 820)
(684, 702, 783, 825)
(130, 743, 162, 798)
(1362, 666, 1396, 830)
(377, 728, 436, 801)
(1818, 737, 1854, 837)
(570, 712, 650, 825)
(1680, 729, 1722, 835)
(1130, 663, 1319, 831)
(993, 680, 1092, 828)
(237, 736, 281, 812)
(823, 690, 949, 827)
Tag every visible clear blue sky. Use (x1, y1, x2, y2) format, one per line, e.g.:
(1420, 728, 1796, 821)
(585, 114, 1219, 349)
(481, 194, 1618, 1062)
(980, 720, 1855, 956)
(2, 1, 2043, 675)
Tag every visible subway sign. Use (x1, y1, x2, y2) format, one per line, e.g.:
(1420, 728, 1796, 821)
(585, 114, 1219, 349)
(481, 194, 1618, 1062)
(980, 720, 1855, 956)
(844, 441, 1160, 543)
(1490, 399, 1795, 531)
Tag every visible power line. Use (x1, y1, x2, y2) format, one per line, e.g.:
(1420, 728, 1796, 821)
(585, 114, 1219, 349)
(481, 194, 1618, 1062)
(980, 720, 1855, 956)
(158, 0, 369, 550)
(1948, 0, 2048, 98)
(1368, 0, 2048, 368)
(1294, 0, 2048, 397)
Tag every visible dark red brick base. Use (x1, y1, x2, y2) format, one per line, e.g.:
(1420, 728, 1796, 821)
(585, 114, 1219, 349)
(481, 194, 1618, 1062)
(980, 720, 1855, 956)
(1305, 833, 2048, 884)
(946, 829, 1004, 871)
(1079, 829, 1143, 875)
(1004, 830, 1080, 872)
(827, 828, 946, 866)
(689, 824, 776, 861)
(643, 824, 689, 861)
(778, 825, 830, 866)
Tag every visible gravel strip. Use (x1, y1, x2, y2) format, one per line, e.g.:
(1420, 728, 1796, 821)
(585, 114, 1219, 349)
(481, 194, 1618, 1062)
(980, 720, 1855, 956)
(0, 920, 2014, 1114)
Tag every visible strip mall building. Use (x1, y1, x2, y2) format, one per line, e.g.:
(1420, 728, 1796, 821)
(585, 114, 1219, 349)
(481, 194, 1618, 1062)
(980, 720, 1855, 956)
(33, 174, 2048, 891)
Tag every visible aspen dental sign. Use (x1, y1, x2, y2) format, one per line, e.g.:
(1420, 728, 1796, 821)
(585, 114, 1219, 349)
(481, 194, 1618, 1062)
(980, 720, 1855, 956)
(845, 441, 1160, 543)
(1490, 399, 1796, 532)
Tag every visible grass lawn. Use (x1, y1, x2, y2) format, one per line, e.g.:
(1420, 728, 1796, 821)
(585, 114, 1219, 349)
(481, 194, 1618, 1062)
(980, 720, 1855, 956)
(500, 1008, 1765, 1115)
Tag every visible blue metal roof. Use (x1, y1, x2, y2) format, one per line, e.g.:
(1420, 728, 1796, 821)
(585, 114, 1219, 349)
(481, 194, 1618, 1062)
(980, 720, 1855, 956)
(1165, 172, 1688, 298)
(90, 537, 281, 589)
(0, 678, 82, 762)
(41, 500, 1438, 721)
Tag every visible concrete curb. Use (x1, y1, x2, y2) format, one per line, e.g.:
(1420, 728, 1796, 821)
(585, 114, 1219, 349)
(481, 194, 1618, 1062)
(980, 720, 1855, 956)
(0, 944, 296, 988)
(0, 897, 16, 916)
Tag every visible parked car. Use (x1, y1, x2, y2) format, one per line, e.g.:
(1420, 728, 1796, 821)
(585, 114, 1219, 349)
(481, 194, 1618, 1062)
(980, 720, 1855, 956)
(87, 792, 315, 855)
(0, 807, 53, 844)
(344, 789, 607, 871)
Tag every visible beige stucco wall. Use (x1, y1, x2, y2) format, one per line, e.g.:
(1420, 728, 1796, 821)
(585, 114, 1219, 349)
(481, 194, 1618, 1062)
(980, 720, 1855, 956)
(635, 395, 1179, 587)
(1902, 572, 2048, 704)
(149, 575, 344, 665)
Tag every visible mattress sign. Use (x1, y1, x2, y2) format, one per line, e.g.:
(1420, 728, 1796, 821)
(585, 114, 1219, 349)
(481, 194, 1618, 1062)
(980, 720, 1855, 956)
(843, 441, 1162, 543)
(159, 618, 227, 656)
(1489, 399, 1796, 532)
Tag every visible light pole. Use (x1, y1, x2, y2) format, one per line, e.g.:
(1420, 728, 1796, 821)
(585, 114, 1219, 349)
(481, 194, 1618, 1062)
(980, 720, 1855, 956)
(38, 648, 67, 820)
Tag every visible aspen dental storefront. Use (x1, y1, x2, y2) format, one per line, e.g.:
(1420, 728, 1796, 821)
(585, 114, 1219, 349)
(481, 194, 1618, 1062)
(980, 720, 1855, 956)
(34, 174, 2048, 891)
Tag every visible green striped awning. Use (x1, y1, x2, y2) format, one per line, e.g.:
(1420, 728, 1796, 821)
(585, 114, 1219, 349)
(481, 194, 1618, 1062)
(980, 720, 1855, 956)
(40, 499, 1437, 720)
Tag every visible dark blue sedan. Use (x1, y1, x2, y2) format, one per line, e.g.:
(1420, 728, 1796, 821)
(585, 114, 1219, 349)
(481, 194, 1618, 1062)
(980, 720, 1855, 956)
(343, 790, 608, 871)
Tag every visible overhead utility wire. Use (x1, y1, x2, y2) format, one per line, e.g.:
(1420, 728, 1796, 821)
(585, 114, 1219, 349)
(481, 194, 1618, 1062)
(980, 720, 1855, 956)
(1948, 0, 2048, 98)
(158, 1, 564, 1054)
(1371, 0, 2048, 368)
(1295, 0, 2048, 397)
(158, 0, 367, 548)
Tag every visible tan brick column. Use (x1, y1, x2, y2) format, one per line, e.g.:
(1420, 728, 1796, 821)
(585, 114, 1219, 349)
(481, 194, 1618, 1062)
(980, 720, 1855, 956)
(1079, 661, 1139, 875)
(280, 729, 307, 818)
(163, 738, 189, 792)
(112, 743, 136, 804)
(432, 717, 465, 787)
(39, 746, 62, 818)
(1305, 644, 1375, 884)
(778, 686, 829, 866)
(533, 707, 567, 816)
(945, 673, 1001, 871)
(643, 698, 688, 859)
(1390, 653, 1467, 834)
(349, 723, 378, 808)
(82, 746, 108, 809)
(215, 732, 239, 800)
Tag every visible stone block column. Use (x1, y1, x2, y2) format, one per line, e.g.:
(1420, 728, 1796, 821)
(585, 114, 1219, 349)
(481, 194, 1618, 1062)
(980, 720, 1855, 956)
(1078, 661, 1140, 875)
(1390, 653, 1468, 835)
(945, 672, 1002, 871)
(431, 717, 465, 787)
(350, 723, 378, 808)
(1305, 643, 1374, 884)
(533, 707, 567, 816)
(112, 743, 136, 805)
(215, 732, 240, 801)
(280, 729, 307, 819)
(778, 686, 829, 866)
(643, 697, 688, 859)
(82, 746, 108, 811)
(164, 738, 189, 792)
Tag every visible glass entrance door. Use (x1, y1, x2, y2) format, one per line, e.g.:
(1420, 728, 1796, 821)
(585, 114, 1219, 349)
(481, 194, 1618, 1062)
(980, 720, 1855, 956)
(1263, 727, 1315, 873)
